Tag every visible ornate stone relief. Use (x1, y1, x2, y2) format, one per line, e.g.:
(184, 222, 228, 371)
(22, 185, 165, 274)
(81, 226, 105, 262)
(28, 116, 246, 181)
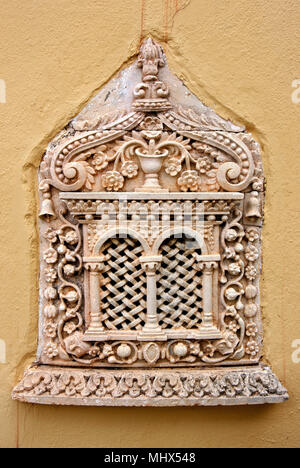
(13, 39, 288, 406)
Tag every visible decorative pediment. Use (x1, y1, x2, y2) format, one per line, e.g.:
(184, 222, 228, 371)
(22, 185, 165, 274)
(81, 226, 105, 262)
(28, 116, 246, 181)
(13, 39, 287, 407)
(39, 38, 263, 221)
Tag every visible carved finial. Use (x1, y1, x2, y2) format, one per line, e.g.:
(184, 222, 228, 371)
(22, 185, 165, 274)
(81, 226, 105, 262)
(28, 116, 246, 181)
(138, 38, 165, 82)
(133, 38, 171, 113)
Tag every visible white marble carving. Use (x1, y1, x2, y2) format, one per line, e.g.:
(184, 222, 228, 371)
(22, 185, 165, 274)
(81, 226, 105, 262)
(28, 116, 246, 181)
(13, 39, 288, 406)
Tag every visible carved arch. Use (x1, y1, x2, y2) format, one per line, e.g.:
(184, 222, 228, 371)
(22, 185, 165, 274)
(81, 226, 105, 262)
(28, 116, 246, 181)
(152, 226, 207, 255)
(93, 227, 151, 256)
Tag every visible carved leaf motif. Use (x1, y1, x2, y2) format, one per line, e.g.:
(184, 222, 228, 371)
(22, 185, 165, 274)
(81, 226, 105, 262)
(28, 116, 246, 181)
(232, 346, 246, 360)
(175, 105, 244, 132)
(82, 162, 96, 190)
(81, 376, 97, 397)
(73, 109, 128, 131)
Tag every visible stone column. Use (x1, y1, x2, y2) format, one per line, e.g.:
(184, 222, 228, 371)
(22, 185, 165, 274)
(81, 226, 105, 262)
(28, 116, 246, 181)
(138, 255, 167, 341)
(83, 256, 108, 340)
(198, 261, 218, 331)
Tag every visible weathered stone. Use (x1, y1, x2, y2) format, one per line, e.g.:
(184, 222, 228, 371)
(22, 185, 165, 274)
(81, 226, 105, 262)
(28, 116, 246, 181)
(12, 365, 288, 407)
(13, 38, 288, 407)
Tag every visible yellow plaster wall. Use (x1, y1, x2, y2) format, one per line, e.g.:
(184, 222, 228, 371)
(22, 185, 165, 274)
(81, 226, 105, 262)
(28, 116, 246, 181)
(0, 0, 299, 448)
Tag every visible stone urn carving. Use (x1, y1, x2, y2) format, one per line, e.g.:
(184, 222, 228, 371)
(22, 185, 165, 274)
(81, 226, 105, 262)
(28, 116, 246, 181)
(135, 147, 169, 192)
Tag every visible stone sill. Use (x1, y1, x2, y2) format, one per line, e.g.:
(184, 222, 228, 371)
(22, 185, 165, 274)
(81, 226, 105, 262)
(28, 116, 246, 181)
(12, 364, 288, 407)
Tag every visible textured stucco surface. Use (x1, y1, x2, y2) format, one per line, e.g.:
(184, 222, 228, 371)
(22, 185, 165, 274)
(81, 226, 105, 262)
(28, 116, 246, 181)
(0, 0, 299, 448)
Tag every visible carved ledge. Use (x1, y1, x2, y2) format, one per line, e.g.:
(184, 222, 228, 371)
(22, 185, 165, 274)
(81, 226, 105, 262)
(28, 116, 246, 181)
(12, 365, 288, 407)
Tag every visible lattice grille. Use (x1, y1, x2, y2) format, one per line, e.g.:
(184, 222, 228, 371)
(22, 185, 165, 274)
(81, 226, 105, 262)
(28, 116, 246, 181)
(157, 236, 203, 329)
(100, 237, 147, 330)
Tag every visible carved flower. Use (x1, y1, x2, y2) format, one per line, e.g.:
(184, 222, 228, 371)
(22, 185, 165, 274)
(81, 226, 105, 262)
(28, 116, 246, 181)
(246, 228, 259, 243)
(120, 160, 139, 178)
(245, 265, 257, 281)
(203, 343, 216, 358)
(228, 263, 242, 276)
(177, 170, 201, 192)
(44, 248, 58, 264)
(102, 171, 124, 191)
(44, 305, 58, 319)
(225, 229, 238, 242)
(44, 228, 58, 243)
(245, 245, 259, 262)
(64, 264, 76, 277)
(196, 156, 216, 174)
(64, 230, 79, 245)
(91, 146, 108, 171)
(45, 267, 57, 283)
(64, 321, 77, 335)
(164, 157, 182, 177)
(245, 340, 259, 358)
(227, 321, 240, 333)
(44, 342, 58, 359)
(140, 116, 163, 131)
(44, 286, 57, 300)
(44, 322, 57, 338)
(246, 322, 258, 337)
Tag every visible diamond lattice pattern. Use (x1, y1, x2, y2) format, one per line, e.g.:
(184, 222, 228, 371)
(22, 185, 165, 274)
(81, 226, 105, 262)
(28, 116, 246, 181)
(100, 237, 147, 330)
(157, 236, 203, 329)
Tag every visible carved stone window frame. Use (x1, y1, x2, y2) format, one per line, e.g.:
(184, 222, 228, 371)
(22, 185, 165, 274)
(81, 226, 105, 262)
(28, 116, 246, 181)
(12, 39, 288, 407)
